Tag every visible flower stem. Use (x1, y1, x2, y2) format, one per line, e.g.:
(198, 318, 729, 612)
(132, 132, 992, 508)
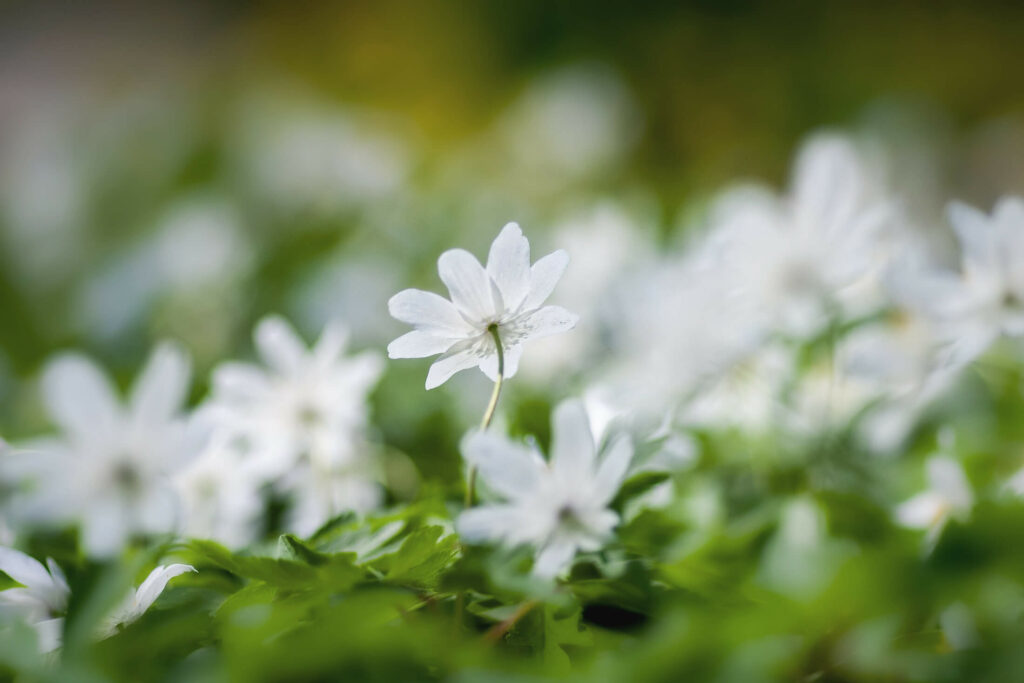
(455, 326, 504, 635)
(464, 325, 504, 508)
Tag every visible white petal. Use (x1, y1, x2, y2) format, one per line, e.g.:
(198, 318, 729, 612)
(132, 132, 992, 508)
(130, 342, 190, 427)
(456, 504, 526, 544)
(479, 344, 522, 382)
(130, 564, 197, 620)
(993, 197, 1024, 288)
(593, 434, 634, 503)
(211, 362, 271, 401)
(437, 249, 499, 321)
(462, 430, 546, 501)
(34, 617, 64, 653)
(791, 136, 864, 236)
(519, 305, 578, 341)
(312, 322, 350, 367)
(424, 344, 481, 389)
(948, 201, 996, 277)
(523, 250, 569, 310)
(895, 492, 945, 529)
(41, 354, 121, 446)
(550, 399, 596, 483)
(45, 558, 69, 596)
(80, 498, 129, 558)
(533, 539, 577, 579)
(0, 547, 55, 598)
(927, 455, 973, 512)
(340, 351, 384, 393)
(387, 330, 456, 359)
(486, 222, 531, 310)
(387, 289, 472, 336)
(254, 316, 309, 375)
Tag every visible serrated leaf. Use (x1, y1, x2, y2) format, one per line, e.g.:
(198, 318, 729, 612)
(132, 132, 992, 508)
(368, 526, 459, 588)
(188, 539, 363, 592)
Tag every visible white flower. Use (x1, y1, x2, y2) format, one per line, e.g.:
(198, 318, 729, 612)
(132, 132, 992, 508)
(100, 564, 196, 637)
(930, 198, 1024, 364)
(12, 343, 201, 557)
(0, 549, 194, 649)
(896, 453, 973, 548)
(387, 222, 578, 389)
(200, 316, 383, 536)
(0, 547, 70, 652)
(711, 135, 890, 337)
(173, 438, 265, 549)
(456, 400, 632, 578)
(206, 315, 383, 478)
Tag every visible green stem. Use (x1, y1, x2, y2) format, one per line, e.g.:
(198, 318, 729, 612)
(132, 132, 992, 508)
(464, 325, 504, 508)
(455, 326, 504, 635)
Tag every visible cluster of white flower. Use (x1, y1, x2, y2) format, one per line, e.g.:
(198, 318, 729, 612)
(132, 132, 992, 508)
(0, 316, 383, 555)
(2, 129, 1024, 648)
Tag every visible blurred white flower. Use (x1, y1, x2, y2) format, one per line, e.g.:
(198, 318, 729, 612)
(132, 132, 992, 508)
(173, 438, 265, 549)
(711, 135, 890, 338)
(0, 547, 70, 653)
(519, 202, 655, 382)
(679, 343, 794, 432)
(11, 343, 201, 557)
(78, 197, 251, 341)
(206, 315, 382, 477)
(931, 197, 1024, 364)
(939, 602, 980, 651)
(456, 399, 632, 578)
(201, 315, 384, 536)
(896, 453, 973, 548)
(234, 98, 410, 213)
(387, 222, 578, 389)
(497, 64, 641, 185)
(0, 107, 87, 293)
(100, 564, 196, 637)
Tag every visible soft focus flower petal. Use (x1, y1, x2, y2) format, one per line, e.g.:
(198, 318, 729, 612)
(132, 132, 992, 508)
(40, 354, 121, 448)
(130, 342, 191, 429)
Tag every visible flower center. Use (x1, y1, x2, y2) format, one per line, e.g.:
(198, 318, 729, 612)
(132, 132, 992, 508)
(113, 461, 142, 493)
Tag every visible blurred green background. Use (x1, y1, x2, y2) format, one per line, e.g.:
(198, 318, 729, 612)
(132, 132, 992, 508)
(2, 0, 1024, 452)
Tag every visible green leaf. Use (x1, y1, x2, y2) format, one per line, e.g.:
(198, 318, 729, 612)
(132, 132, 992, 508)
(188, 539, 363, 592)
(367, 526, 459, 589)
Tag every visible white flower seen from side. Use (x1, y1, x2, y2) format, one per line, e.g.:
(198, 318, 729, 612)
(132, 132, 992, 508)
(100, 563, 197, 637)
(0, 547, 70, 652)
(0, 548, 193, 651)
(387, 222, 578, 389)
(456, 399, 633, 578)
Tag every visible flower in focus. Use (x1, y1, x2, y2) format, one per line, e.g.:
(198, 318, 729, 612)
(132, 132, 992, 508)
(9, 343, 202, 557)
(896, 452, 973, 548)
(456, 399, 632, 578)
(387, 222, 578, 389)
(198, 315, 384, 537)
(0, 547, 70, 652)
(100, 564, 196, 637)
